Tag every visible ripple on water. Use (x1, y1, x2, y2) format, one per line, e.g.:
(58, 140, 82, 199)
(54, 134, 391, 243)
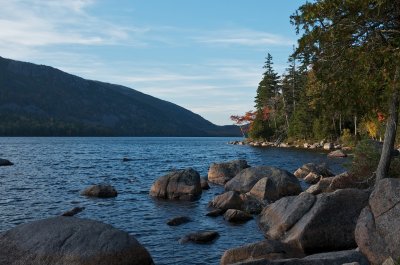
(0, 137, 348, 265)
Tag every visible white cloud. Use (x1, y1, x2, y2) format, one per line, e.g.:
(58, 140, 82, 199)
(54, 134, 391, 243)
(193, 29, 294, 47)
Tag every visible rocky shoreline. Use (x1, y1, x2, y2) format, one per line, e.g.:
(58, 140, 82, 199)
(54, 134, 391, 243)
(0, 157, 399, 265)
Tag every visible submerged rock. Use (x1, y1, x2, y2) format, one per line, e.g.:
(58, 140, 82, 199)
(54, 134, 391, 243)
(149, 168, 202, 201)
(166, 216, 191, 226)
(206, 209, 224, 217)
(81, 184, 118, 198)
(208, 160, 249, 185)
(179, 230, 219, 244)
(200, 177, 210, 190)
(61, 206, 85, 217)
(0, 158, 13, 166)
(0, 217, 154, 265)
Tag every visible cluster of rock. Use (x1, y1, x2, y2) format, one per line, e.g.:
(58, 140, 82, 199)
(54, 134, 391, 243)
(213, 160, 400, 265)
(229, 141, 349, 158)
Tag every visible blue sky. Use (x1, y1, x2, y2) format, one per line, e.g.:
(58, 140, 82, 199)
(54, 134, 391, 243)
(0, 0, 306, 125)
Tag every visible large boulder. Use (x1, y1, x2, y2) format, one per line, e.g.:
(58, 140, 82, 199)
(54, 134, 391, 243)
(355, 178, 400, 265)
(259, 192, 316, 240)
(208, 191, 243, 211)
(208, 160, 249, 185)
(81, 184, 118, 198)
(0, 217, 154, 265)
(226, 250, 368, 265)
(293, 163, 334, 179)
(225, 166, 301, 202)
(282, 189, 369, 253)
(220, 240, 303, 265)
(149, 168, 202, 201)
(0, 158, 13, 166)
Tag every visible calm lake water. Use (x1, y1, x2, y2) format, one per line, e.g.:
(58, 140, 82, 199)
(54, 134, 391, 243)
(0, 137, 347, 265)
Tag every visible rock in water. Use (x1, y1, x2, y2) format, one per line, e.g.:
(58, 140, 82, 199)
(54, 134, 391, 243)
(61, 207, 85, 217)
(328, 149, 347, 158)
(355, 178, 400, 264)
(208, 191, 243, 211)
(166, 216, 191, 226)
(81, 184, 118, 198)
(223, 209, 253, 223)
(208, 160, 249, 185)
(0, 158, 13, 166)
(225, 166, 301, 201)
(180, 231, 219, 244)
(0, 217, 154, 265)
(149, 168, 202, 201)
(200, 177, 210, 190)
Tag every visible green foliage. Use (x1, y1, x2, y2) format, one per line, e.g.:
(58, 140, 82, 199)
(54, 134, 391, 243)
(248, 115, 274, 141)
(255, 53, 280, 111)
(339, 129, 357, 147)
(348, 140, 400, 184)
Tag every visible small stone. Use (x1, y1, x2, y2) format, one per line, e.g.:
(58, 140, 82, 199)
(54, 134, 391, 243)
(206, 209, 224, 217)
(0, 159, 13, 166)
(61, 206, 85, 217)
(81, 184, 118, 198)
(166, 216, 191, 226)
(180, 231, 219, 244)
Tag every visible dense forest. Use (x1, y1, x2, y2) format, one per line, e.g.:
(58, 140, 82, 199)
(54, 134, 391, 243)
(231, 0, 399, 182)
(233, 0, 398, 145)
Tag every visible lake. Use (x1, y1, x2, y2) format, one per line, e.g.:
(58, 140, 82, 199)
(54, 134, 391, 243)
(0, 137, 348, 265)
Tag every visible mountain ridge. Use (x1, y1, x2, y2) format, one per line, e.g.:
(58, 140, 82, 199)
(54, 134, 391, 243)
(0, 56, 240, 136)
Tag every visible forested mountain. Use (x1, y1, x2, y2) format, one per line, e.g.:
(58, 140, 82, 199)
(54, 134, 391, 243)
(0, 56, 240, 136)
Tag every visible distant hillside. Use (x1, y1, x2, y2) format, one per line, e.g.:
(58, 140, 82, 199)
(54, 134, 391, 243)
(0, 56, 240, 136)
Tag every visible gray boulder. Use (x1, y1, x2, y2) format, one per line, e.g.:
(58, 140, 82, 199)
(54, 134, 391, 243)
(220, 239, 303, 265)
(0, 158, 13, 166)
(294, 163, 334, 179)
(149, 168, 202, 201)
(259, 192, 316, 240)
(355, 178, 400, 265)
(223, 209, 253, 223)
(283, 189, 369, 253)
(208, 191, 243, 211)
(225, 166, 301, 201)
(208, 160, 249, 185)
(81, 184, 117, 198)
(328, 150, 347, 158)
(0, 217, 154, 265)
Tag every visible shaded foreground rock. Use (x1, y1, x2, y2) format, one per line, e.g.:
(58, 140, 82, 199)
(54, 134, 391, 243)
(225, 166, 301, 202)
(225, 250, 368, 265)
(81, 184, 118, 198)
(208, 191, 243, 211)
(0, 217, 154, 265)
(206, 209, 224, 217)
(0, 158, 13, 166)
(166, 216, 191, 226)
(259, 192, 315, 240)
(223, 209, 253, 223)
(355, 178, 400, 265)
(208, 160, 249, 185)
(149, 168, 202, 201)
(282, 189, 369, 253)
(220, 239, 303, 265)
(179, 231, 219, 244)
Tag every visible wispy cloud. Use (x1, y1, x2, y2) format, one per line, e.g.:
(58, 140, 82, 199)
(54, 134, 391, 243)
(193, 29, 294, 47)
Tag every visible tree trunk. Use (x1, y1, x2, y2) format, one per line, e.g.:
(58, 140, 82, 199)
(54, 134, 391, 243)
(376, 67, 400, 183)
(339, 114, 342, 135)
(354, 115, 357, 136)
